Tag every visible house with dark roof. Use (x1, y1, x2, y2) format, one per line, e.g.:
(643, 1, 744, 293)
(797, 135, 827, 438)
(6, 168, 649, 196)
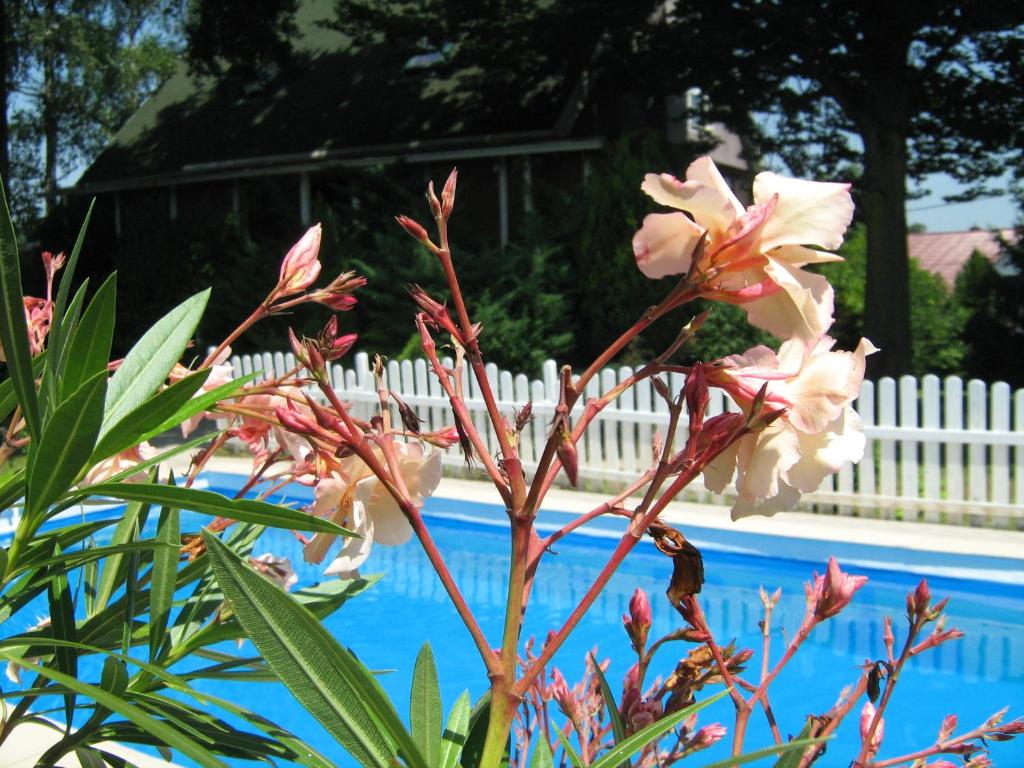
(67, 0, 748, 252)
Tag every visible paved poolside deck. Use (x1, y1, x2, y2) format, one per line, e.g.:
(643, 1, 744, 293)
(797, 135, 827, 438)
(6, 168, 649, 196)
(1, 721, 182, 768)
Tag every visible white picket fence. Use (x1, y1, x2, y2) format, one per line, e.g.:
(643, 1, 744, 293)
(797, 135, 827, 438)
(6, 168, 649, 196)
(229, 351, 1024, 525)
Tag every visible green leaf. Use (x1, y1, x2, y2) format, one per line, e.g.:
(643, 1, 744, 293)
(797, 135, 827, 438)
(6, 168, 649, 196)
(0, 467, 25, 512)
(93, 368, 257, 463)
(61, 272, 117, 399)
(530, 739, 555, 768)
(149, 506, 179, 661)
(458, 692, 491, 768)
(411, 643, 443, 767)
(47, 543, 78, 729)
(439, 690, 471, 768)
(701, 737, 827, 768)
(75, 747, 107, 768)
(92, 496, 148, 616)
(0, 179, 41, 440)
(41, 277, 89, 415)
(554, 727, 584, 768)
(590, 690, 730, 768)
(0, 652, 229, 768)
(51, 200, 95, 345)
(590, 652, 627, 768)
(773, 719, 816, 768)
(0, 351, 45, 424)
(102, 288, 210, 434)
(71, 483, 352, 535)
(203, 530, 428, 768)
(26, 370, 107, 515)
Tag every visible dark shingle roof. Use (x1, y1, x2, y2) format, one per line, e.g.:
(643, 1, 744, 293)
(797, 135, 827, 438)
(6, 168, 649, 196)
(78, 0, 584, 190)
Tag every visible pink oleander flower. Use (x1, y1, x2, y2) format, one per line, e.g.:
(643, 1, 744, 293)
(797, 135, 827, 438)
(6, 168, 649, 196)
(807, 557, 868, 620)
(304, 443, 443, 574)
(82, 442, 157, 485)
(860, 701, 884, 755)
(633, 157, 854, 343)
(235, 394, 308, 465)
(249, 553, 298, 591)
(172, 346, 236, 438)
(278, 224, 322, 295)
(702, 336, 875, 518)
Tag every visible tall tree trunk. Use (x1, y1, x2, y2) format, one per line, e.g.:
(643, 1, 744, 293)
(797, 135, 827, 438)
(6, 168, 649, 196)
(861, 120, 912, 377)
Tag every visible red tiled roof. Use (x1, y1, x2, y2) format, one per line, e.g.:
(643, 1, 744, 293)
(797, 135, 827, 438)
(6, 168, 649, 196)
(908, 229, 1016, 286)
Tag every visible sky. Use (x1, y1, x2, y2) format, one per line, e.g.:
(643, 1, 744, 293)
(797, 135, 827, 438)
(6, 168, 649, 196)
(906, 173, 1018, 233)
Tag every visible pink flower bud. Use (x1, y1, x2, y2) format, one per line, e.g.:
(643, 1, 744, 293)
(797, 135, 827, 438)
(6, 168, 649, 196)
(548, 668, 579, 723)
(278, 224, 322, 294)
(441, 168, 458, 219)
(690, 723, 727, 749)
(423, 426, 460, 449)
(808, 557, 867, 620)
(859, 701, 884, 755)
(396, 214, 431, 244)
(313, 292, 358, 311)
(623, 588, 652, 650)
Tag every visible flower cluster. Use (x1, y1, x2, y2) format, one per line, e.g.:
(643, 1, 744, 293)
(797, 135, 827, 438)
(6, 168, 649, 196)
(633, 157, 874, 518)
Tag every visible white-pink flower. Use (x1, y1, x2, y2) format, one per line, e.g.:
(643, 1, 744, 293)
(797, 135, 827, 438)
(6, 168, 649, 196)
(702, 336, 875, 519)
(304, 443, 442, 575)
(174, 346, 235, 438)
(632, 157, 854, 343)
(82, 442, 157, 485)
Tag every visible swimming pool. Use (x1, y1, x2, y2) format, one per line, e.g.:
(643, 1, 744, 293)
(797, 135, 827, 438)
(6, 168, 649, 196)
(6, 473, 1024, 765)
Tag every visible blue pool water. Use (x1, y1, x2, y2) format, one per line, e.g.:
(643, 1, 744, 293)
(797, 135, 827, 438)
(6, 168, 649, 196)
(6, 474, 1024, 766)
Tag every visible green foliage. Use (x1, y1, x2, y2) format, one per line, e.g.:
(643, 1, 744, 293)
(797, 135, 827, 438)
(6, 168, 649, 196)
(0, 181, 362, 765)
(954, 232, 1024, 386)
(819, 226, 968, 377)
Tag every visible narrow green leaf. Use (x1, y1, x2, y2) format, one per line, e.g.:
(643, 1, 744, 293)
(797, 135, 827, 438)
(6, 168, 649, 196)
(0, 351, 45, 424)
(530, 739, 554, 768)
(411, 643, 443, 767)
(47, 543, 78, 730)
(26, 370, 107, 515)
(0, 467, 25, 512)
(42, 277, 89, 415)
(100, 655, 129, 697)
(773, 719, 816, 768)
(92, 496, 148, 616)
(92, 367, 229, 462)
(150, 506, 179, 661)
(701, 738, 827, 768)
(590, 652, 627, 768)
(0, 179, 40, 440)
(75, 747, 107, 768)
(554, 728, 584, 768)
(458, 693, 491, 768)
(61, 272, 117, 399)
(51, 200, 95, 344)
(203, 530, 428, 768)
(590, 690, 730, 768)
(102, 288, 210, 433)
(0, 653, 228, 768)
(7, 540, 173, 579)
(73, 483, 352, 535)
(439, 690, 471, 768)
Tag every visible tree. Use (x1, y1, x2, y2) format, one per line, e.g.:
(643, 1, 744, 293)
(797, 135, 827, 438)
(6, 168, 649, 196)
(331, 0, 1024, 377)
(3, 0, 180, 221)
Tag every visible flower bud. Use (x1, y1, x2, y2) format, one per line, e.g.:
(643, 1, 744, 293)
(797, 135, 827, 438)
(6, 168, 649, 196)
(690, 723, 727, 750)
(514, 402, 533, 433)
(441, 168, 458, 219)
(423, 425, 460, 449)
(279, 224, 322, 294)
(623, 588, 652, 651)
(426, 181, 442, 219)
(396, 214, 431, 245)
(391, 391, 422, 434)
(807, 557, 867, 620)
(548, 668, 579, 724)
(555, 418, 578, 486)
(859, 701, 884, 755)
(685, 364, 709, 433)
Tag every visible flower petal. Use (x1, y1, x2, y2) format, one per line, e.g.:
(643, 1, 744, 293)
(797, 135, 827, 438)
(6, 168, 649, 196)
(632, 212, 704, 279)
(753, 172, 853, 252)
(324, 501, 374, 576)
(734, 424, 801, 502)
(785, 408, 866, 492)
(743, 260, 834, 343)
(642, 161, 741, 236)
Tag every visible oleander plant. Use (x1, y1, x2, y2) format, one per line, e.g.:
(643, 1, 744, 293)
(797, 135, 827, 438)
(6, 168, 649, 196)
(0, 153, 1020, 768)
